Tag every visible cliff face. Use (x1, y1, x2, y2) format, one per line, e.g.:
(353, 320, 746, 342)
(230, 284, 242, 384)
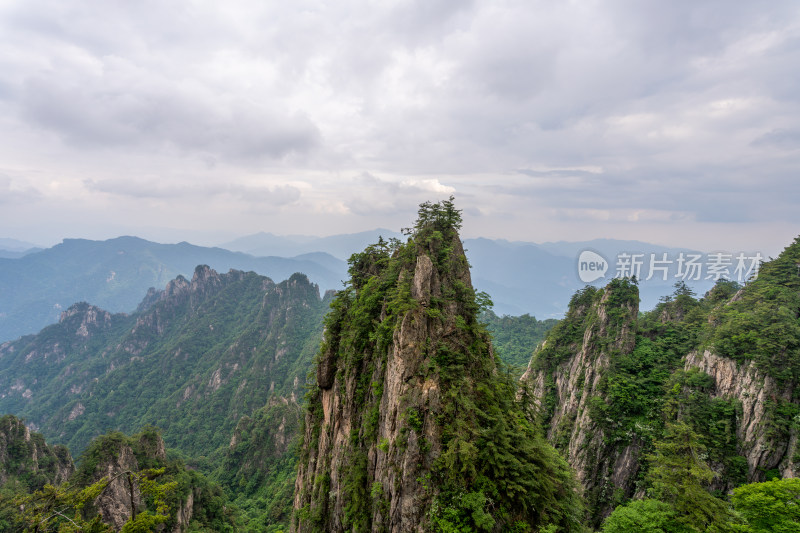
(74, 428, 203, 532)
(92, 442, 145, 531)
(522, 279, 639, 520)
(524, 236, 800, 524)
(0, 414, 73, 489)
(293, 238, 461, 532)
(293, 201, 584, 533)
(685, 350, 799, 480)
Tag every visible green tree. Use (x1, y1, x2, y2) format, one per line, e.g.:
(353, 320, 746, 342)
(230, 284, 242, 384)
(731, 478, 800, 533)
(646, 422, 735, 532)
(602, 499, 692, 533)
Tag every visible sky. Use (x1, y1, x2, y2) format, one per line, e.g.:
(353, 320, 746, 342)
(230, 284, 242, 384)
(0, 0, 799, 256)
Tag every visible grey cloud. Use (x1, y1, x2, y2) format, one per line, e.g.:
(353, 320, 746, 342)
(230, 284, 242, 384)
(84, 179, 184, 199)
(499, 166, 774, 224)
(0, 174, 41, 205)
(343, 173, 455, 216)
(751, 129, 800, 150)
(84, 178, 301, 206)
(2, 0, 800, 243)
(21, 74, 321, 162)
(227, 185, 301, 206)
(516, 169, 600, 179)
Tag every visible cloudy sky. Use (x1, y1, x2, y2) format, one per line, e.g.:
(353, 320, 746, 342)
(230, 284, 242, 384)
(1, 0, 798, 255)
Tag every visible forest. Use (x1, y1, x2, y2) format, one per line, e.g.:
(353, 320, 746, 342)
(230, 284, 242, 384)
(1, 200, 798, 532)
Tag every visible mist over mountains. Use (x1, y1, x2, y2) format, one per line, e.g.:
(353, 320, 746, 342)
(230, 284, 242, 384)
(0, 230, 724, 343)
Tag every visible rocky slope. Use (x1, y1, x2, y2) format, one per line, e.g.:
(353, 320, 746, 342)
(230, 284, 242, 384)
(684, 350, 799, 480)
(521, 279, 640, 521)
(3, 425, 233, 532)
(0, 414, 73, 491)
(293, 200, 584, 532)
(0, 265, 330, 456)
(524, 235, 800, 525)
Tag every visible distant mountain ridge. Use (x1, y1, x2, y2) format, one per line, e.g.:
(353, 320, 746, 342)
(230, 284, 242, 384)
(225, 230, 722, 316)
(0, 237, 43, 259)
(0, 231, 723, 343)
(0, 236, 346, 342)
(0, 265, 329, 456)
(220, 228, 403, 259)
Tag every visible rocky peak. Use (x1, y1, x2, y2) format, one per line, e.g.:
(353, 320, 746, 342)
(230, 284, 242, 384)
(522, 278, 639, 523)
(76, 429, 171, 532)
(293, 199, 584, 532)
(58, 302, 114, 338)
(0, 414, 74, 489)
(191, 264, 221, 285)
(140, 265, 229, 310)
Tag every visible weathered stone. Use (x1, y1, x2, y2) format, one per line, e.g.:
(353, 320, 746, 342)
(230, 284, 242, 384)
(685, 349, 798, 480)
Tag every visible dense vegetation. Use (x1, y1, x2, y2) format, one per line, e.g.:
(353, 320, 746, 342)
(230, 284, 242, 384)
(2, 204, 799, 531)
(480, 310, 558, 371)
(0, 420, 236, 532)
(0, 267, 329, 457)
(295, 198, 585, 532)
(217, 400, 302, 532)
(0, 266, 331, 531)
(529, 235, 800, 530)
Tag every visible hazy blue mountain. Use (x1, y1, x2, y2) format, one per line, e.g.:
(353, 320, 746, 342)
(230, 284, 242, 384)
(0, 231, 732, 342)
(0, 249, 43, 259)
(462, 237, 576, 317)
(220, 228, 403, 259)
(0, 238, 43, 259)
(0, 237, 43, 252)
(464, 237, 725, 318)
(0, 236, 346, 342)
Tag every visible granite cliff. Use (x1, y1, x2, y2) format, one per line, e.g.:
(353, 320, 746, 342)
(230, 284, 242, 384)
(293, 199, 584, 532)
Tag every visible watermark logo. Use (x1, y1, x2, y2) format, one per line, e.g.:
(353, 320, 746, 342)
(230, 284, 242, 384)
(578, 250, 609, 282)
(576, 250, 762, 284)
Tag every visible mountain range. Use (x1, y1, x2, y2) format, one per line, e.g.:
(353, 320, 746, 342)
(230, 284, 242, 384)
(0, 203, 797, 531)
(0, 231, 724, 343)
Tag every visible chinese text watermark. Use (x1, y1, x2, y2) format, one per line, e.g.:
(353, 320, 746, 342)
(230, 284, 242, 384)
(578, 250, 762, 284)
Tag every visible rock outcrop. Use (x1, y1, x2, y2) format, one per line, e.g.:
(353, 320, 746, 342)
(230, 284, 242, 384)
(293, 202, 584, 533)
(93, 443, 145, 531)
(293, 238, 462, 532)
(0, 414, 74, 488)
(522, 279, 639, 522)
(77, 430, 179, 532)
(685, 350, 798, 480)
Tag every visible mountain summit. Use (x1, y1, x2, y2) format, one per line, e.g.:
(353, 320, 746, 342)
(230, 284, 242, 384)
(292, 199, 584, 532)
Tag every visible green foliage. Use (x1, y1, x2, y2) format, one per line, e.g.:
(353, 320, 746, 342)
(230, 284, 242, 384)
(480, 310, 558, 370)
(405, 196, 463, 240)
(707, 237, 800, 382)
(0, 415, 74, 494)
(602, 499, 692, 533)
(13, 480, 114, 532)
(531, 286, 600, 374)
(731, 478, 800, 532)
(0, 268, 329, 460)
(604, 478, 800, 533)
(297, 198, 587, 532)
(54, 427, 237, 532)
(646, 422, 736, 532)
